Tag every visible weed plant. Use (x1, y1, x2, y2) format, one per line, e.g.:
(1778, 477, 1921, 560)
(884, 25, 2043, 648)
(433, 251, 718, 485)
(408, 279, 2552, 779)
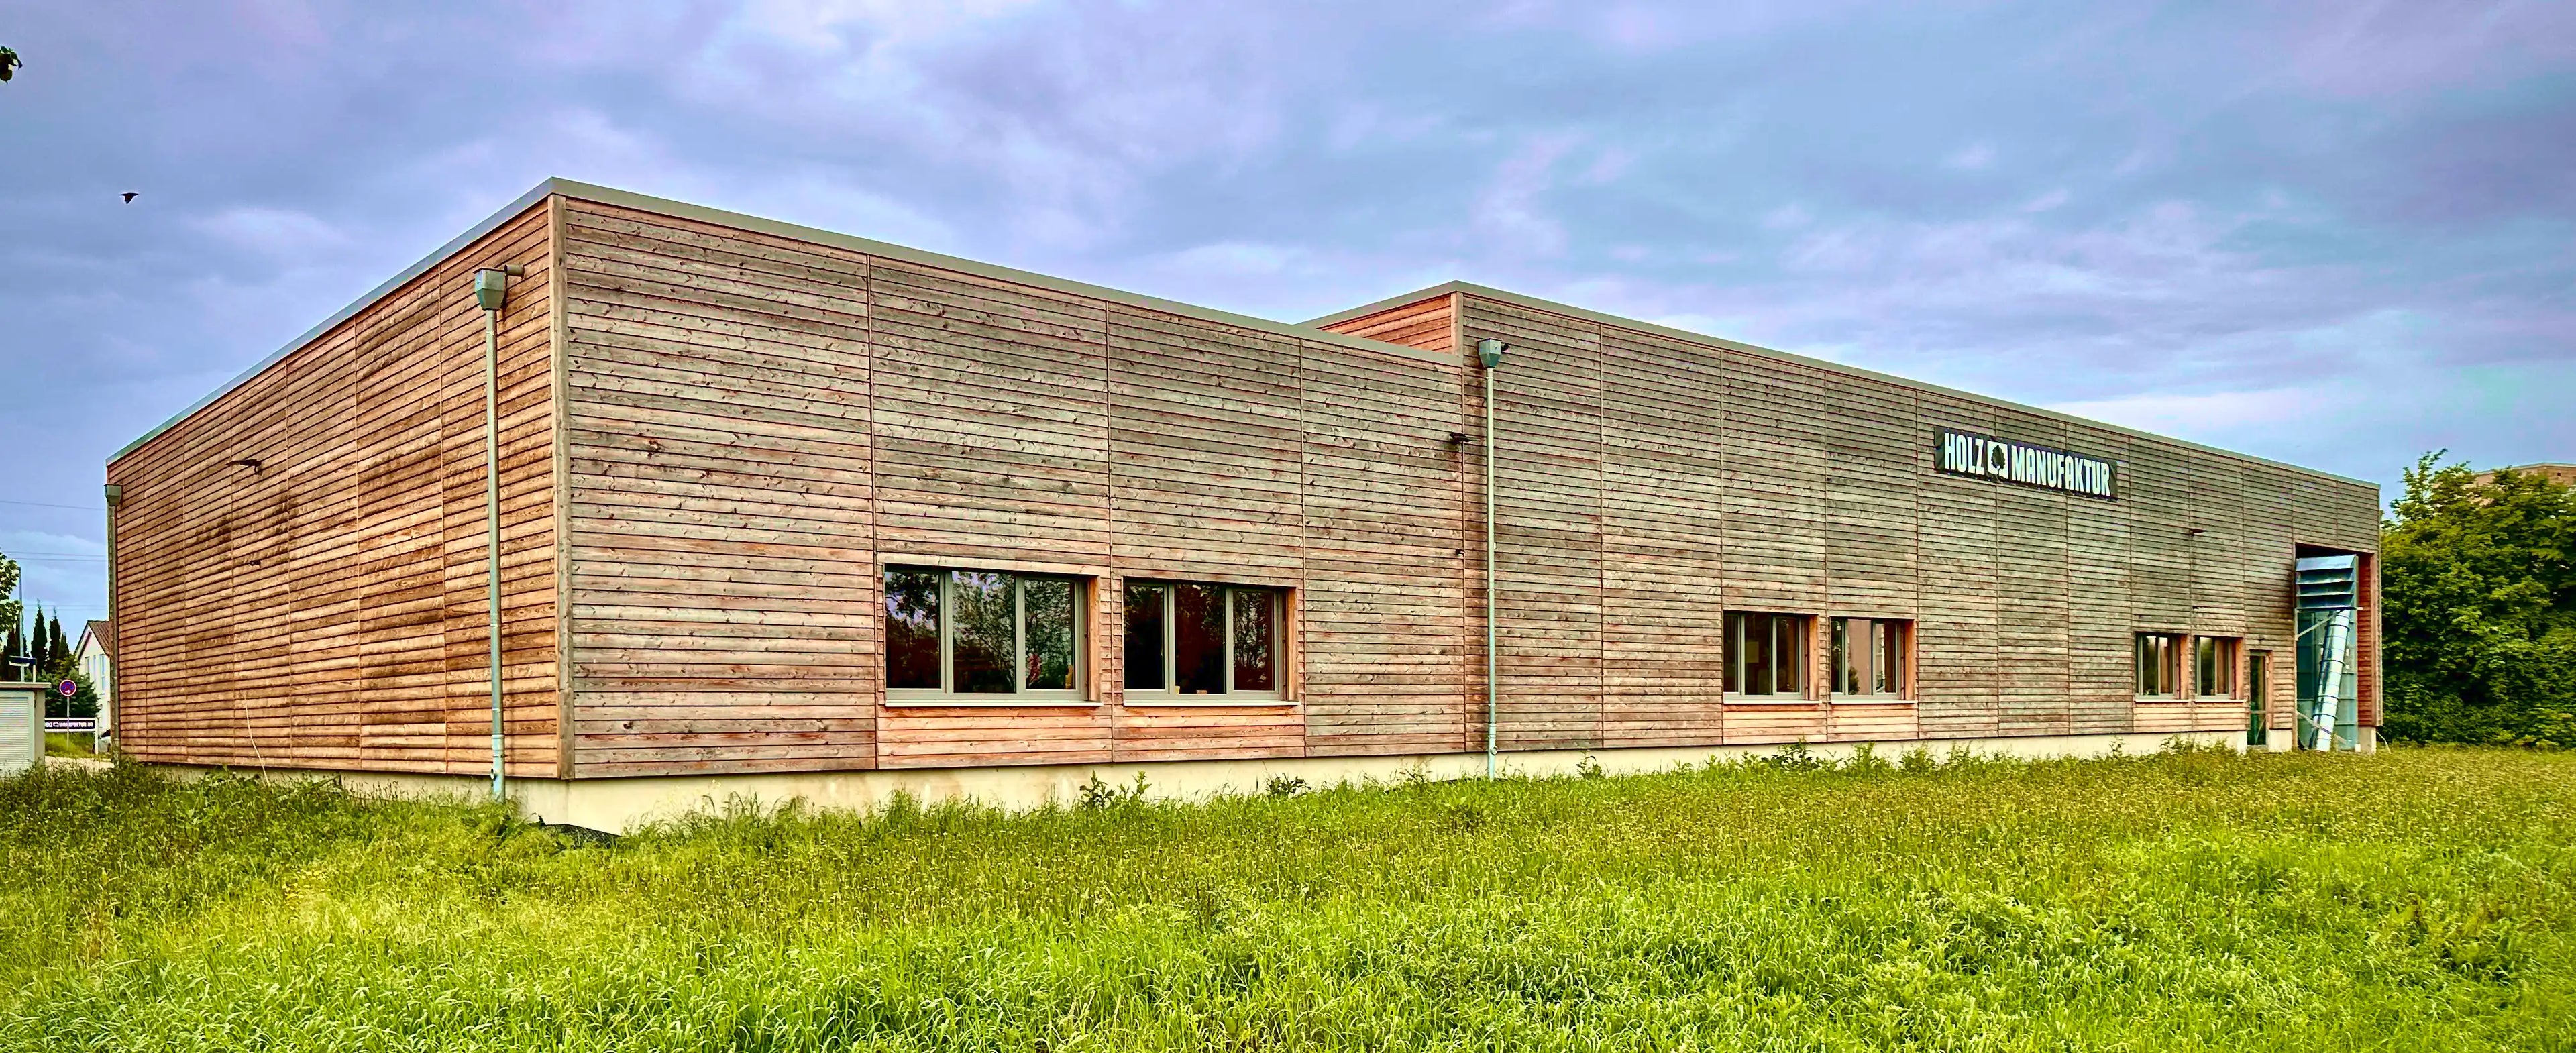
(0, 744, 2569, 1051)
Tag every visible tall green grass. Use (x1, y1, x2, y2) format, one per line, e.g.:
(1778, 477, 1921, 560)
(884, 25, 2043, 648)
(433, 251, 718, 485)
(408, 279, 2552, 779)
(0, 745, 2569, 1051)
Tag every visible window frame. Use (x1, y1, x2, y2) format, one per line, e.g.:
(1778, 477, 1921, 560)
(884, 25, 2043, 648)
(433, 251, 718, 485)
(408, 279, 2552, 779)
(1724, 610, 1815, 703)
(883, 565, 1092, 706)
(2194, 635, 2241, 700)
(1120, 580, 1290, 706)
(2134, 632, 2184, 700)
(1829, 616, 1913, 702)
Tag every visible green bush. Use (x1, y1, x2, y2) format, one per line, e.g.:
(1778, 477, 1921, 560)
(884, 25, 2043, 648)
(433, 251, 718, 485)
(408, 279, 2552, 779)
(2381, 455, 2576, 747)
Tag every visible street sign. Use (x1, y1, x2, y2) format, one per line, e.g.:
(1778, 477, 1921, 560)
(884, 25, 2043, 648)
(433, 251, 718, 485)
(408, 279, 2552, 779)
(56, 679, 76, 698)
(46, 717, 95, 734)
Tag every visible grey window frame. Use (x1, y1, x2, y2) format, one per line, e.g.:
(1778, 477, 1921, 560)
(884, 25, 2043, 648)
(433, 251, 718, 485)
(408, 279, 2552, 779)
(2195, 635, 2240, 700)
(1829, 616, 1912, 701)
(883, 566, 1089, 706)
(1121, 581, 1288, 706)
(1725, 610, 1813, 702)
(2135, 632, 2184, 699)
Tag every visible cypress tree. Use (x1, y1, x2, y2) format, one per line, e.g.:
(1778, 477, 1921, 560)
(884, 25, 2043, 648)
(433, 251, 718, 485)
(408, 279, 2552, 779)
(46, 614, 70, 679)
(25, 605, 45, 675)
(1, 615, 18, 680)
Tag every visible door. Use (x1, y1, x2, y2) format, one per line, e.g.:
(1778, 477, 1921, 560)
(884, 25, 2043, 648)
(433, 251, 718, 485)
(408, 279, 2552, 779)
(2246, 651, 2269, 748)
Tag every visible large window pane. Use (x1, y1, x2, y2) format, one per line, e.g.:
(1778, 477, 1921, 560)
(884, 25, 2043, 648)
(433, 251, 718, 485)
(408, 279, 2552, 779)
(1232, 590, 1276, 691)
(951, 571, 1016, 694)
(885, 568, 942, 690)
(1747, 614, 1774, 695)
(1174, 583, 1226, 694)
(1874, 621, 1900, 695)
(1723, 612, 1745, 694)
(1125, 584, 1166, 691)
(1024, 578, 1077, 691)
(1830, 618, 1856, 695)
(2137, 633, 2181, 696)
(1774, 616, 1804, 694)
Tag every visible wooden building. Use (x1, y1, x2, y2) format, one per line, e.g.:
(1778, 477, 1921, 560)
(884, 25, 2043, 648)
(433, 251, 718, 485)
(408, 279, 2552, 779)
(103, 180, 2381, 826)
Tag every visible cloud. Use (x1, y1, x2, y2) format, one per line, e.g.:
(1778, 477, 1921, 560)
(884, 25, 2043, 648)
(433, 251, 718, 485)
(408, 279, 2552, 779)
(1943, 143, 1996, 171)
(186, 206, 349, 258)
(1474, 133, 1582, 258)
(3, 0, 2572, 624)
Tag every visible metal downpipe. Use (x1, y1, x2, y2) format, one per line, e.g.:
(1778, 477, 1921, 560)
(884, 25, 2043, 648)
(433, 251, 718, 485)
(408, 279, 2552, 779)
(474, 266, 520, 802)
(1477, 339, 1506, 779)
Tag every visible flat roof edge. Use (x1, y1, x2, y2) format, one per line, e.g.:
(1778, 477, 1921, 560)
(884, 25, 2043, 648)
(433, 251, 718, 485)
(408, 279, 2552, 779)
(112, 179, 1458, 468)
(1312, 282, 2376, 491)
(546, 180, 1458, 368)
(111, 182, 560, 465)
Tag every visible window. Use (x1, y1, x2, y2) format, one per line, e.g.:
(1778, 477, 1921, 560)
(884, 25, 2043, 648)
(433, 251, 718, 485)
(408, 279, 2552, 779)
(884, 567, 1085, 700)
(1122, 581, 1284, 700)
(1829, 617, 1910, 698)
(1724, 612, 1810, 700)
(2195, 636, 2240, 700)
(2135, 633, 2183, 697)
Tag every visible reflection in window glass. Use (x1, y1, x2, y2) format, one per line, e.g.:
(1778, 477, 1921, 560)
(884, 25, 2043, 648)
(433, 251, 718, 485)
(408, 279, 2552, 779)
(1727, 612, 1807, 698)
(1772, 616, 1803, 694)
(1831, 618, 1860, 696)
(951, 571, 1016, 694)
(1723, 612, 1742, 694)
(1232, 590, 1275, 691)
(1873, 620, 1900, 695)
(1124, 584, 1165, 691)
(885, 568, 941, 690)
(1023, 577, 1076, 691)
(1829, 617, 1910, 697)
(2135, 633, 2180, 696)
(1175, 583, 1226, 694)
(2196, 636, 2237, 698)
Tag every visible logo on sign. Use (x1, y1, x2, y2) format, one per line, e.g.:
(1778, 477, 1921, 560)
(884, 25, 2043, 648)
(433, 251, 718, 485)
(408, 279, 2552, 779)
(1935, 428, 2116, 500)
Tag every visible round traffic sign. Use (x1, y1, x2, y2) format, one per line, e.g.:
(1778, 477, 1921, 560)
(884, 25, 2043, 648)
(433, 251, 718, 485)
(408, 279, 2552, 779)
(56, 679, 76, 698)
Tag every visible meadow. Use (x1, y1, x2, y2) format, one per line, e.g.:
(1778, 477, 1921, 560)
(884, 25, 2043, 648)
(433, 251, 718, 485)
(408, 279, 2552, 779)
(0, 744, 2568, 1052)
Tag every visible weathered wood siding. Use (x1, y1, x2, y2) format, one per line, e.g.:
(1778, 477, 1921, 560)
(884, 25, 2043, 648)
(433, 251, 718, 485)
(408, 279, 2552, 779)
(114, 185, 2381, 781)
(1434, 290, 2379, 748)
(554, 199, 1468, 777)
(108, 201, 562, 774)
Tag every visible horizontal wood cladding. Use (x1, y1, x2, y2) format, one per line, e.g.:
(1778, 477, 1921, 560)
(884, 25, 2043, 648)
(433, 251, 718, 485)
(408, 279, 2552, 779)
(118, 184, 2382, 783)
(554, 200, 1471, 776)
(1451, 291, 2380, 748)
(108, 201, 562, 775)
(1315, 294, 1456, 355)
(559, 202, 879, 776)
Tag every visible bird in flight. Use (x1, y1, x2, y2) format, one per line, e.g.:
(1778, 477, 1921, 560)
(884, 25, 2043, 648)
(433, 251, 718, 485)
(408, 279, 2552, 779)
(121, 192, 138, 203)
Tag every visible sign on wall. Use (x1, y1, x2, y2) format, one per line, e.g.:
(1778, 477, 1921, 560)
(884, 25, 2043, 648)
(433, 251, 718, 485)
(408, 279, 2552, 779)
(1935, 428, 2117, 500)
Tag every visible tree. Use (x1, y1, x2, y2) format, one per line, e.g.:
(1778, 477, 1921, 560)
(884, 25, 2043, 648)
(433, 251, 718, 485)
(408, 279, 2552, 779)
(2380, 453, 2576, 747)
(45, 613, 71, 679)
(25, 604, 46, 676)
(0, 552, 18, 666)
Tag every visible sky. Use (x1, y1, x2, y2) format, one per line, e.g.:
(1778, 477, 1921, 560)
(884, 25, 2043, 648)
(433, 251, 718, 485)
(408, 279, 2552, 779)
(2, 0, 2572, 626)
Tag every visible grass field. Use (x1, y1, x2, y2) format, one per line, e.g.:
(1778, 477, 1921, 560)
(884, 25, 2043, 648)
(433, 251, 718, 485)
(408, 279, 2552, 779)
(1, 744, 2569, 1052)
